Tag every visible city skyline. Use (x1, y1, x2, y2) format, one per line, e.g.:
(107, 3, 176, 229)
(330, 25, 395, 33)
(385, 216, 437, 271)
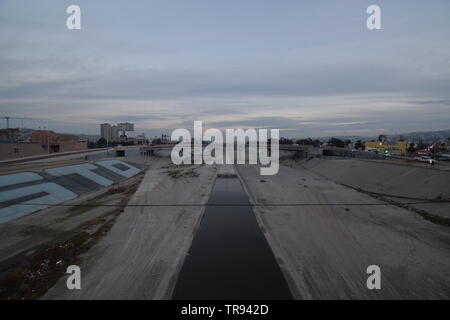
(1, 1, 450, 137)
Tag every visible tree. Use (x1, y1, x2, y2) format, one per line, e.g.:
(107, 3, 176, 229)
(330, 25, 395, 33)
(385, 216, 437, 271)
(407, 142, 416, 154)
(328, 137, 345, 148)
(354, 140, 365, 150)
(296, 138, 312, 145)
(280, 137, 294, 145)
(97, 137, 107, 148)
(296, 138, 322, 147)
(417, 141, 427, 150)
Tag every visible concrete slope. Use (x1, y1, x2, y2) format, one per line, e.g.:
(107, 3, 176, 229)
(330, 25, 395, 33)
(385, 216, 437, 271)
(0, 167, 145, 271)
(43, 161, 217, 300)
(236, 163, 450, 299)
(302, 157, 450, 220)
(303, 158, 450, 200)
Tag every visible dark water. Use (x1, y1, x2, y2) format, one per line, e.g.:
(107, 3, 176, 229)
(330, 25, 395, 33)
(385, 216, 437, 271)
(172, 177, 292, 300)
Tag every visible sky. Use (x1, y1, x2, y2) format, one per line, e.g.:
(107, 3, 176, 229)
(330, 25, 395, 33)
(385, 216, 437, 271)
(0, 0, 449, 138)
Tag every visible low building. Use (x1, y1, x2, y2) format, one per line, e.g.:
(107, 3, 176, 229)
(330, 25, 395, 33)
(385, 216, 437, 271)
(31, 130, 87, 153)
(0, 142, 48, 161)
(365, 141, 407, 155)
(31, 130, 54, 149)
(136, 134, 147, 145)
(58, 140, 88, 152)
(0, 128, 21, 142)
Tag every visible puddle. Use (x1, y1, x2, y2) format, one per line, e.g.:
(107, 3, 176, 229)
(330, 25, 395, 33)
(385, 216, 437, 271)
(172, 177, 292, 300)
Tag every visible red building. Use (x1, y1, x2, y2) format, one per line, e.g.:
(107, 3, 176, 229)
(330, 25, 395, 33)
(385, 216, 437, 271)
(31, 130, 87, 153)
(0, 142, 48, 161)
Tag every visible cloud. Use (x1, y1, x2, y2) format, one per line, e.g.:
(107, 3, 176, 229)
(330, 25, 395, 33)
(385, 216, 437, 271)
(410, 100, 450, 105)
(0, 0, 450, 137)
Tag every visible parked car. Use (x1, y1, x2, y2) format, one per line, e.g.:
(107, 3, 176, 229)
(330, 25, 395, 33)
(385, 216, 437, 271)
(438, 154, 450, 161)
(414, 156, 436, 164)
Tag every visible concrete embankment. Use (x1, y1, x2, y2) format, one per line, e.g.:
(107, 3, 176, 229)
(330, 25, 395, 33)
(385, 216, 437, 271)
(302, 157, 450, 220)
(0, 160, 144, 224)
(44, 160, 217, 300)
(0, 157, 148, 299)
(236, 162, 450, 299)
(0, 159, 145, 268)
(302, 157, 450, 200)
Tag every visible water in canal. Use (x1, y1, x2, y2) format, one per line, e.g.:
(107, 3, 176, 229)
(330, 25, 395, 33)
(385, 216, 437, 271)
(172, 177, 292, 300)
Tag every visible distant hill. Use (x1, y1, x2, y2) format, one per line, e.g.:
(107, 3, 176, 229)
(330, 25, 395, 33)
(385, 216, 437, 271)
(398, 129, 450, 143)
(317, 129, 450, 143)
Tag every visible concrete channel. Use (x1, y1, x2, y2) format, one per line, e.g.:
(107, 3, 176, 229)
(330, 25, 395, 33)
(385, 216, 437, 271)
(172, 174, 292, 300)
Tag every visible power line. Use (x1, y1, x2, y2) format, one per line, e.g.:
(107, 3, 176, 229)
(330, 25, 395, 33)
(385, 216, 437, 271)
(5, 200, 450, 208)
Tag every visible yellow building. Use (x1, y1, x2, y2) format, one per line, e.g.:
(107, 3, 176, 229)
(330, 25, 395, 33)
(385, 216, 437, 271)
(365, 141, 407, 155)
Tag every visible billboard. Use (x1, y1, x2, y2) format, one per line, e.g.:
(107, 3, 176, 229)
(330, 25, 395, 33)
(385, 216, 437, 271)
(365, 141, 407, 154)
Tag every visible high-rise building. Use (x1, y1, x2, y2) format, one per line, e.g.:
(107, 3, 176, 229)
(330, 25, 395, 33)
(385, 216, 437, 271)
(117, 123, 134, 132)
(101, 122, 134, 143)
(100, 123, 111, 142)
(111, 125, 119, 142)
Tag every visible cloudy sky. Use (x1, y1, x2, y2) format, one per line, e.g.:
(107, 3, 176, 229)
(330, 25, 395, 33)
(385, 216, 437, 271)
(1, 0, 449, 138)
